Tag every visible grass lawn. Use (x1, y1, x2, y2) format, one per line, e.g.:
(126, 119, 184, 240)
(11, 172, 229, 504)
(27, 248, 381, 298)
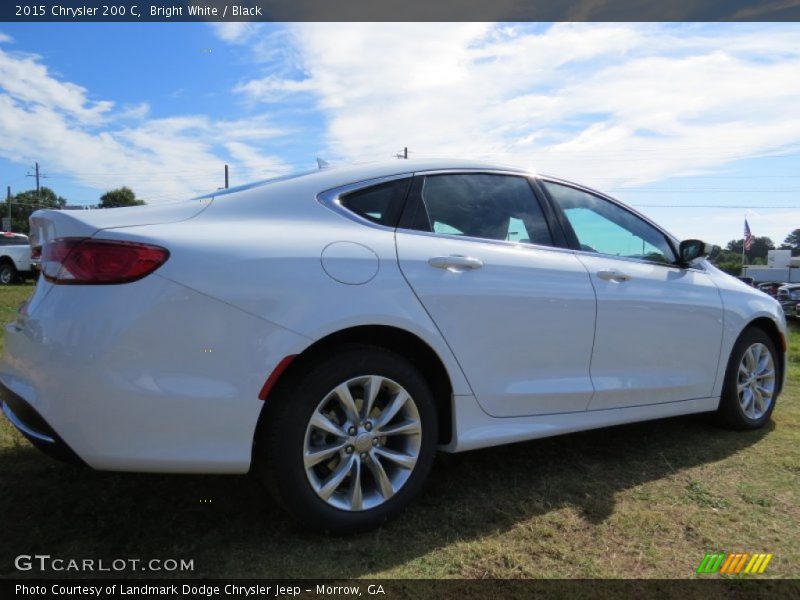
(0, 282, 797, 579)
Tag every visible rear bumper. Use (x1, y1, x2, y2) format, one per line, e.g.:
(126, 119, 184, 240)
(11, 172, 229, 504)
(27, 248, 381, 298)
(0, 274, 311, 473)
(0, 381, 84, 465)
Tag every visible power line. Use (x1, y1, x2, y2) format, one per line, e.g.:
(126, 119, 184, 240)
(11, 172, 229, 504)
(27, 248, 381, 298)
(631, 204, 800, 209)
(614, 189, 800, 193)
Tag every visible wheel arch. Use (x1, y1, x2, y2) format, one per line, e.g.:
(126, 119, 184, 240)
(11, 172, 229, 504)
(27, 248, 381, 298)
(256, 324, 455, 447)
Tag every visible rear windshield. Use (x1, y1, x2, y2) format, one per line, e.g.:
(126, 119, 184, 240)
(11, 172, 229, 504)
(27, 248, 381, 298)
(0, 236, 28, 246)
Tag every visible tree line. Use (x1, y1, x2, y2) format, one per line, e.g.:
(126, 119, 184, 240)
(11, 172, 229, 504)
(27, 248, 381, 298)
(3, 186, 145, 234)
(709, 229, 800, 275)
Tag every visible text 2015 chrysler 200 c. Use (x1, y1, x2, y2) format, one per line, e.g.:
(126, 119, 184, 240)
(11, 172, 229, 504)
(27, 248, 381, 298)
(0, 160, 786, 532)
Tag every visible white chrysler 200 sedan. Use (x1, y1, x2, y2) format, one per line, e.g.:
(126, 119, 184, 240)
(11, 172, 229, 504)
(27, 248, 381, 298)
(0, 160, 786, 532)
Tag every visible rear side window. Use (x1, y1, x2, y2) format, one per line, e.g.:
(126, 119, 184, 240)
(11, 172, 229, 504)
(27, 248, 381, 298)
(0, 236, 28, 246)
(339, 178, 412, 227)
(410, 174, 553, 246)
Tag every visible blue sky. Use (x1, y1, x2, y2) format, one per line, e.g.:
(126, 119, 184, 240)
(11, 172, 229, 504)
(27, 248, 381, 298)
(0, 22, 799, 246)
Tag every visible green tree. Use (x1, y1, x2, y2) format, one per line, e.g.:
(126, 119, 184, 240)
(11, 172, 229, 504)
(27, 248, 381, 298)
(780, 228, 800, 256)
(708, 245, 745, 275)
(725, 236, 775, 262)
(5, 187, 67, 234)
(99, 187, 145, 208)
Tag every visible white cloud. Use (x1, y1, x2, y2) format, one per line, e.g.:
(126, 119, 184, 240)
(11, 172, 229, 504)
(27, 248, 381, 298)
(234, 76, 316, 103)
(224, 141, 292, 175)
(0, 48, 113, 124)
(232, 23, 800, 189)
(227, 23, 800, 243)
(0, 44, 290, 203)
(210, 22, 262, 44)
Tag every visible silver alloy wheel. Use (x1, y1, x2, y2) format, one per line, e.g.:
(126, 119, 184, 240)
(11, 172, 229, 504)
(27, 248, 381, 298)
(0, 267, 11, 284)
(303, 375, 422, 511)
(737, 342, 776, 420)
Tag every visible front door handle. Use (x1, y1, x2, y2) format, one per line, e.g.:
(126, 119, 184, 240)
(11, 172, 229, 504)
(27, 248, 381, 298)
(428, 255, 484, 271)
(597, 269, 631, 282)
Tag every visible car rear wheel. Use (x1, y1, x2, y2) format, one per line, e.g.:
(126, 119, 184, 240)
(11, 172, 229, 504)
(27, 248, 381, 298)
(0, 263, 17, 285)
(716, 327, 779, 430)
(256, 345, 438, 533)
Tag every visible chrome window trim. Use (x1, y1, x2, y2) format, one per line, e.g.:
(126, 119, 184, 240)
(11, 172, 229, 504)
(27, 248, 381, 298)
(317, 168, 533, 232)
(395, 225, 569, 255)
(317, 173, 415, 232)
(318, 168, 705, 272)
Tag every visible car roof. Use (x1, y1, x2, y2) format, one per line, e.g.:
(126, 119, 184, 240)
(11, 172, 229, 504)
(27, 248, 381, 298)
(197, 158, 530, 200)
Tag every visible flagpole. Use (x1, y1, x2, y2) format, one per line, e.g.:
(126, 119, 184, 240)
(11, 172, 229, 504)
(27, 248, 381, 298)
(742, 216, 747, 273)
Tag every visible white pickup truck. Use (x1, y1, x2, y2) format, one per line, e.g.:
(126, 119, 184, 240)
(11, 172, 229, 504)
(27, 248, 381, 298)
(0, 232, 34, 284)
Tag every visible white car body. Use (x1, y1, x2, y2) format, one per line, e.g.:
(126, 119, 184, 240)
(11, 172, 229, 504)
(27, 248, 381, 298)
(0, 159, 787, 474)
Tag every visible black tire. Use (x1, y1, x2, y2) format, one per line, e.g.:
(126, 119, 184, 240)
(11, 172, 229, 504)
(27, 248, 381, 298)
(716, 327, 780, 430)
(255, 345, 438, 533)
(0, 262, 17, 285)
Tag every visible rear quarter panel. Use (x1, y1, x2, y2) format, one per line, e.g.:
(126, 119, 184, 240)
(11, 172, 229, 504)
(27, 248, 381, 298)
(96, 183, 474, 397)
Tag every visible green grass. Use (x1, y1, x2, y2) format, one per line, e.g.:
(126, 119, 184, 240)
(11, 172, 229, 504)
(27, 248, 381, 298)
(0, 282, 798, 579)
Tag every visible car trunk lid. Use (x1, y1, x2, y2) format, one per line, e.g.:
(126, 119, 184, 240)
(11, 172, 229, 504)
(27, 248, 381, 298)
(28, 199, 212, 249)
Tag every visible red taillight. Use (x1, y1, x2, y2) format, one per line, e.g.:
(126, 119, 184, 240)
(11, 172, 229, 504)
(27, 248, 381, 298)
(42, 238, 170, 284)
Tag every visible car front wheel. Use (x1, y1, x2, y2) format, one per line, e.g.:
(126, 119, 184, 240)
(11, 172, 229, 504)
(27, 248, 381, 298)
(717, 327, 780, 430)
(256, 346, 438, 533)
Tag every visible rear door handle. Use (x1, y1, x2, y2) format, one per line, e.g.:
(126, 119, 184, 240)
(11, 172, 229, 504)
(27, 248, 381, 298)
(597, 269, 631, 282)
(428, 255, 484, 271)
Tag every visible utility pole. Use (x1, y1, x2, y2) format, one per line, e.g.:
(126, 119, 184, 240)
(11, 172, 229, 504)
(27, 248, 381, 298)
(395, 147, 409, 159)
(5, 186, 10, 232)
(26, 161, 47, 204)
(224, 164, 229, 189)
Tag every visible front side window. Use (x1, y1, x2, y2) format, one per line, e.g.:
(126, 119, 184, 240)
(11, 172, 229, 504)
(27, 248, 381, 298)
(543, 181, 676, 264)
(412, 174, 553, 246)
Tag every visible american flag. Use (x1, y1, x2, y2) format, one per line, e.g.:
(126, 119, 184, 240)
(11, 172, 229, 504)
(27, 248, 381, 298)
(744, 219, 754, 252)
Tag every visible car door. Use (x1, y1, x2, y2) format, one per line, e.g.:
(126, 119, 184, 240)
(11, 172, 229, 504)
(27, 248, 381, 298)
(541, 179, 724, 410)
(395, 172, 597, 417)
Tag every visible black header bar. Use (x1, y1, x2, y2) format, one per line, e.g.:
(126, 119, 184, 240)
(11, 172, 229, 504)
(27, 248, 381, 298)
(4, 1, 800, 22)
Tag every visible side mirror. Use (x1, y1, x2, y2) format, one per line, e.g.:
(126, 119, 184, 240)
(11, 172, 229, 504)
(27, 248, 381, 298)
(678, 239, 711, 266)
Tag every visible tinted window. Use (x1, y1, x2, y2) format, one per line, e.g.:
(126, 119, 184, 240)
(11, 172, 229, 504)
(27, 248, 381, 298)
(544, 181, 676, 264)
(0, 236, 27, 246)
(412, 174, 553, 246)
(339, 178, 411, 227)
